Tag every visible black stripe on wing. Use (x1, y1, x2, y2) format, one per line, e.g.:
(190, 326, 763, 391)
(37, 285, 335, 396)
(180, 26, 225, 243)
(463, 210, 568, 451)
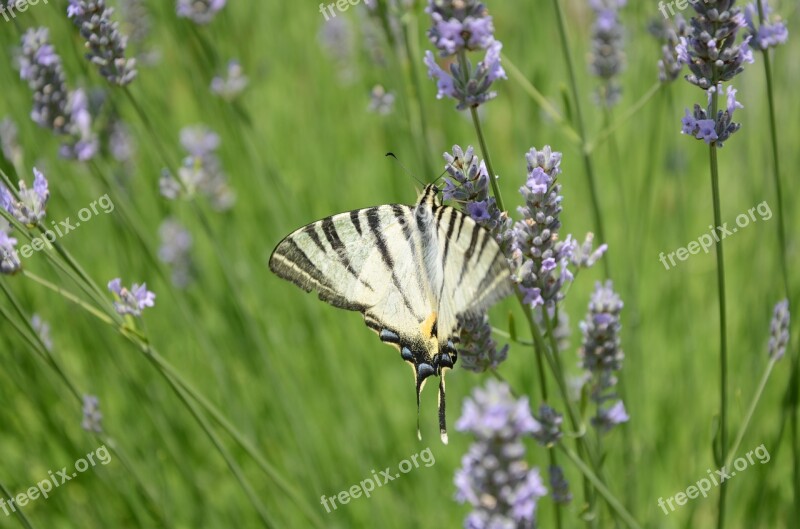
(269, 239, 369, 312)
(366, 207, 421, 319)
(457, 226, 483, 287)
(320, 216, 374, 291)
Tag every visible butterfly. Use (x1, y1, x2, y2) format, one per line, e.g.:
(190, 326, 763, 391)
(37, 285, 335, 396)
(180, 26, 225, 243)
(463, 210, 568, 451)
(268, 184, 512, 443)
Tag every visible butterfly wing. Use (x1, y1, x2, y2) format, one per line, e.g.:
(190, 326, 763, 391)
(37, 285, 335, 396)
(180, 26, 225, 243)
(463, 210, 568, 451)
(431, 204, 513, 342)
(269, 203, 433, 346)
(269, 187, 513, 443)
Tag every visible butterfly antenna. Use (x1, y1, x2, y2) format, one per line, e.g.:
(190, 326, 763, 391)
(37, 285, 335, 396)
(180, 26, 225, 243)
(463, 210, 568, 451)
(385, 152, 426, 187)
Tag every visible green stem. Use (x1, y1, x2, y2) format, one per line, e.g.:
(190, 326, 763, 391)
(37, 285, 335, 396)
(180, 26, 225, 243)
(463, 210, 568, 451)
(145, 347, 276, 528)
(0, 481, 37, 529)
(550, 0, 608, 276)
(456, 50, 505, 212)
(708, 90, 729, 529)
(559, 444, 642, 529)
(725, 359, 777, 469)
(469, 104, 504, 212)
(755, 4, 797, 516)
(585, 82, 661, 154)
(399, 12, 436, 177)
(501, 54, 582, 146)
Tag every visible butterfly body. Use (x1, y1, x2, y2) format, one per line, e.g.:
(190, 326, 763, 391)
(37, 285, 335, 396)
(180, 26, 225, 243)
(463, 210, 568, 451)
(269, 184, 511, 442)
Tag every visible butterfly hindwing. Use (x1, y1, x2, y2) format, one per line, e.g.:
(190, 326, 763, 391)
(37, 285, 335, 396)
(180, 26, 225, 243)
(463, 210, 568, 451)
(428, 202, 514, 342)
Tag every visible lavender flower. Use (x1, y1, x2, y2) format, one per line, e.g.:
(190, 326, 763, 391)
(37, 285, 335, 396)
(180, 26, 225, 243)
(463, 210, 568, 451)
(510, 146, 575, 309)
(744, 0, 788, 50)
(176, 0, 225, 24)
(17, 29, 99, 159)
(119, 0, 150, 46)
(677, 0, 754, 89)
(81, 395, 103, 433)
(31, 314, 54, 351)
(456, 312, 509, 372)
(158, 218, 193, 288)
(680, 84, 743, 147)
(657, 14, 687, 83)
(569, 232, 608, 270)
(442, 145, 510, 248)
(160, 125, 235, 211)
(531, 404, 564, 447)
(579, 280, 628, 432)
(592, 400, 629, 433)
(0, 118, 22, 166)
(424, 41, 505, 110)
(17, 28, 73, 135)
(588, 0, 626, 106)
(367, 85, 396, 115)
(1, 168, 49, 226)
(211, 60, 249, 100)
(549, 465, 573, 505)
(424, 0, 505, 109)
(0, 225, 21, 276)
(455, 380, 547, 528)
(59, 89, 99, 161)
(109, 119, 135, 162)
(108, 278, 156, 316)
(768, 299, 789, 361)
(676, 0, 752, 143)
(67, 0, 138, 86)
(318, 16, 357, 84)
(426, 0, 495, 56)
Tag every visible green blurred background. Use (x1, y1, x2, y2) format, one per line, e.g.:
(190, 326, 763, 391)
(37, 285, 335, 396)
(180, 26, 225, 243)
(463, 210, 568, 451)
(0, 0, 798, 527)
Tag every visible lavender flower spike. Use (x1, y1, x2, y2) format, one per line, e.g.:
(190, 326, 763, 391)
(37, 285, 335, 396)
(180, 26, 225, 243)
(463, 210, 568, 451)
(442, 145, 510, 249)
(1, 167, 50, 227)
(68, 0, 137, 86)
(657, 14, 687, 83)
(744, 0, 788, 50)
(0, 227, 21, 275)
(424, 0, 506, 109)
(579, 280, 628, 432)
(588, 0, 626, 106)
(510, 146, 575, 309)
(455, 379, 547, 528)
(768, 299, 789, 361)
(81, 395, 103, 433)
(108, 278, 156, 316)
(456, 312, 509, 372)
(17, 28, 72, 135)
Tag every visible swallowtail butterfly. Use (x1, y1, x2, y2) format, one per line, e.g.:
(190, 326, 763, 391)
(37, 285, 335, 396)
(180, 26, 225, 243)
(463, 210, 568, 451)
(269, 184, 512, 443)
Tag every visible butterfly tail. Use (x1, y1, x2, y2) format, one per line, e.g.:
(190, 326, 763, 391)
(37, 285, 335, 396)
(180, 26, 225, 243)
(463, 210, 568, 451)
(438, 374, 448, 444)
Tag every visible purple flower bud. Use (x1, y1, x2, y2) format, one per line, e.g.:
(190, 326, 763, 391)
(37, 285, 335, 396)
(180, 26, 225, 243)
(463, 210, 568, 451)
(768, 299, 789, 361)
